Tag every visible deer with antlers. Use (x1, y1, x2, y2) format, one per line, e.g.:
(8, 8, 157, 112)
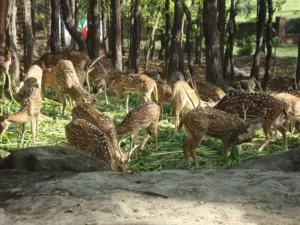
(214, 93, 288, 152)
(0, 87, 42, 144)
(178, 106, 256, 167)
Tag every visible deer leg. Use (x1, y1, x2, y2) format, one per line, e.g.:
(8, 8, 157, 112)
(130, 130, 140, 159)
(153, 120, 158, 151)
(183, 137, 192, 167)
(258, 122, 272, 152)
(223, 141, 231, 167)
(31, 118, 37, 144)
(113, 92, 121, 112)
(35, 114, 39, 135)
(175, 102, 183, 129)
(125, 94, 130, 113)
(188, 135, 203, 168)
(140, 127, 151, 150)
(20, 123, 26, 144)
(103, 82, 109, 104)
(160, 103, 164, 119)
(275, 124, 288, 150)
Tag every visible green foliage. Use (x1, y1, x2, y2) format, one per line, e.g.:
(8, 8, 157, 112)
(236, 35, 255, 56)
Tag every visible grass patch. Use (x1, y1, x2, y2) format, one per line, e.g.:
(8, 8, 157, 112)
(1, 90, 299, 171)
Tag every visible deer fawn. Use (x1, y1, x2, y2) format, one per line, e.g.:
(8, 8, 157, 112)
(105, 73, 158, 112)
(178, 107, 255, 167)
(214, 93, 288, 152)
(116, 101, 160, 157)
(273, 93, 300, 134)
(53, 59, 94, 115)
(16, 65, 43, 97)
(0, 87, 42, 144)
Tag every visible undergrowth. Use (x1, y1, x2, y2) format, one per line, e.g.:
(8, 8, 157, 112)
(0, 90, 300, 171)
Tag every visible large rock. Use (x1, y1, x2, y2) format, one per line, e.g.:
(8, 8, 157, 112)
(3, 146, 111, 172)
(231, 148, 300, 172)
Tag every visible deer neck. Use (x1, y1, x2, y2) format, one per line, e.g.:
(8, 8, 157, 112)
(7, 110, 31, 123)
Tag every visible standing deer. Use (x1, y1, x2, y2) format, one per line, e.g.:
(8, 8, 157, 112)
(116, 101, 160, 157)
(214, 93, 288, 152)
(53, 59, 95, 115)
(178, 107, 256, 167)
(0, 87, 42, 144)
(194, 78, 226, 102)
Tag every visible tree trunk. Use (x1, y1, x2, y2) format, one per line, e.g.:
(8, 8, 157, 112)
(70, 0, 76, 47)
(50, 0, 60, 53)
(296, 36, 300, 89)
(144, 7, 161, 71)
(195, 5, 203, 66)
(223, 0, 238, 81)
(5, 0, 20, 86)
(60, 10, 65, 47)
(203, 0, 224, 86)
(183, 2, 193, 75)
(60, 0, 88, 53)
(87, 0, 101, 58)
(158, 30, 165, 60)
(101, 0, 111, 57)
(23, 0, 35, 73)
(110, 0, 123, 71)
(164, 0, 171, 65)
(31, 0, 36, 38)
(0, 0, 6, 52)
(44, 0, 51, 49)
(218, 0, 226, 76)
(250, 0, 266, 80)
(167, 0, 186, 81)
(262, 0, 273, 90)
(128, 0, 141, 72)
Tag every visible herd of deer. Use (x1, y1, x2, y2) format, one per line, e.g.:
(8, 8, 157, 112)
(0, 49, 300, 172)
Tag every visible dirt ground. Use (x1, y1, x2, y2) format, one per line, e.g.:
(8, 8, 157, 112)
(0, 168, 300, 225)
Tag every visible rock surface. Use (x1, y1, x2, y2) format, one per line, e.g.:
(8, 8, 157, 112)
(3, 146, 111, 172)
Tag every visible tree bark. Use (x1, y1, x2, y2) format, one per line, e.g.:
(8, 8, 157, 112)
(110, 0, 123, 71)
(60, 10, 65, 47)
(183, 2, 193, 75)
(44, 0, 51, 49)
(31, 0, 36, 38)
(101, 0, 111, 57)
(262, 0, 273, 90)
(296, 36, 300, 89)
(5, 0, 20, 86)
(60, 0, 88, 53)
(218, 0, 226, 77)
(70, 0, 76, 47)
(23, 0, 35, 73)
(167, 0, 186, 81)
(158, 30, 165, 60)
(203, 0, 224, 86)
(195, 5, 203, 66)
(87, 0, 101, 58)
(164, 0, 171, 65)
(50, 0, 60, 53)
(144, 7, 161, 71)
(0, 0, 6, 51)
(250, 0, 266, 80)
(128, 0, 141, 72)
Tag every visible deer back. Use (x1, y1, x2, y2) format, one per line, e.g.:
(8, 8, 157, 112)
(214, 93, 286, 122)
(273, 93, 300, 116)
(172, 81, 199, 109)
(195, 78, 225, 102)
(116, 101, 161, 135)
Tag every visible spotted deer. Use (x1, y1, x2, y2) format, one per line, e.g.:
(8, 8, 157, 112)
(116, 101, 160, 157)
(194, 78, 225, 102)
(156, 82, 173, 118)
(178, 107, 256, 167)
(214, 93, 288, 152)
(273, 92, 300, 134)
(65, 118, 128, 172)
(53, 59, 95, 115)
(0, 87, 42, 144)
(106, 73, 158, 113)
(16, 65, 43, 98)
(285, 90, 300, 132)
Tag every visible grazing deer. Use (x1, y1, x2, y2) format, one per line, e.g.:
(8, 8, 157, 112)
(193, 78, 225, 102)
(273, 93, 300, 134)
(231, 76, 264, 93)
(16, 65, 43, 97)
(106, 73, 158, 113)
(116, 101, 160, 157)
(178, 107, 256, 167)
(0, 87, 42, 144)
(53, 59, 95, 115)
(214, 93, 288, 152)
(65, 118, 128, 172)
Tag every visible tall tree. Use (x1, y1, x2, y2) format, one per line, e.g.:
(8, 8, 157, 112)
(23, 0, 35, 73)
(164, 0, 171, 65)
(167, 0, 186, 81)
(87, 0, 101, 58)
(128, 0, 141, 72)
(5, 0, 20, 86)
(50, 0, 60, 53)
(183, 2, 193, 75)
(250, 0, 266, 80)
(262, 0, 273, 90)
(0, 0, 6, 51)
(111, 0, 123, 70)
(195, 4, 203, 66)
(218, 0, 226, 76)
(44, 0, 51, 49)
(203, 0, 224, 86)
(61, 0, 88, 52)
(296, 36, 300, 89)
(101, 0, 111, 57)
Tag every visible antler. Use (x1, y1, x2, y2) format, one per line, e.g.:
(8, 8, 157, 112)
(85, 55, 105, 93)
